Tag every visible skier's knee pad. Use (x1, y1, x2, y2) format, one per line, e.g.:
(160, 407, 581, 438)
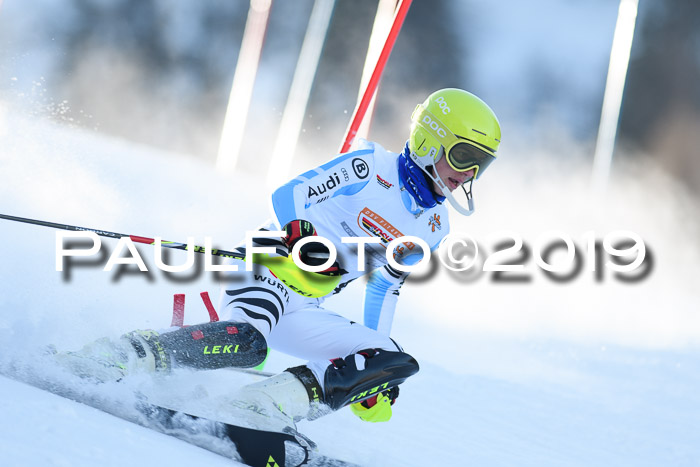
(320, 349, 419, 410)
(156, 321, 267, 370)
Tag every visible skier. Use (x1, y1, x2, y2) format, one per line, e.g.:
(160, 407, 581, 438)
(58, 88, 501, 430)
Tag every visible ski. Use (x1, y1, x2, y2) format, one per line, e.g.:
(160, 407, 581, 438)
(137, 401, 316, 467)
(137, 397, 360, 466)
(0, 362, 359, 467)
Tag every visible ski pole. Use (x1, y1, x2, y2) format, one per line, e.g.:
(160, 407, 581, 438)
(0, 213, 247, 259)
(0, 213, 341, 298)
(338, 0, 412, 153)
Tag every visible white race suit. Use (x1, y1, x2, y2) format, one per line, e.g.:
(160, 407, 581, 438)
(217, 140, 450, 386)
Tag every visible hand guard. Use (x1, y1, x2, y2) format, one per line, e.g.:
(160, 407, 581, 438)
(349, 386, 399, 423)
(281, 220, 342, 276)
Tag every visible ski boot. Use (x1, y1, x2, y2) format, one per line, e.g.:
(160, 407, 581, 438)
(226, 366, 327, 434)
(52, 330, 168, 383)
(227, 348, 419, 432)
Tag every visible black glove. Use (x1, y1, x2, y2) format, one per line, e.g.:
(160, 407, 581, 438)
(281, 220, 342, 276)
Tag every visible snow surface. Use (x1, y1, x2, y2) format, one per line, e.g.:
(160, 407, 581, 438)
(1, 106, 700, 466)
(0, 375, 240, 467)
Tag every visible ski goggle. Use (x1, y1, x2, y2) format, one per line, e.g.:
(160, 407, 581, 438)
(412, 105, 496, 179)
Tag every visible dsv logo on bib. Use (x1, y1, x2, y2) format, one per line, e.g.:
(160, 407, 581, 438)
(422, 115, 447, 138)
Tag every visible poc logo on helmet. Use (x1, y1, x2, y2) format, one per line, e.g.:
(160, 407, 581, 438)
(435, 96, 450, 115)
(422, 115, 447, 138)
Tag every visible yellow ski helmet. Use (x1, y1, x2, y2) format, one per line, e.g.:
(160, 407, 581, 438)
(408, 88, 501, 215)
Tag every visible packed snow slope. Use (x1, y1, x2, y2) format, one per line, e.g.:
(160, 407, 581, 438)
(1, 108, 699, 466)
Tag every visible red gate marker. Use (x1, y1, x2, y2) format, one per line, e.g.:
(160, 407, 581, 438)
(171, 294, 185, 328)
(339, 0, 413, 153)
(200, 291, 220, 322)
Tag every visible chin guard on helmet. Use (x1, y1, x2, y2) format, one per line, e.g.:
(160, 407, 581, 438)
(448, 178, 476, 215)
(411, 145, 477, 216)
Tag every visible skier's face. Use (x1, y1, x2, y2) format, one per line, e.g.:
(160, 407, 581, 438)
(431, 155, 475, 194)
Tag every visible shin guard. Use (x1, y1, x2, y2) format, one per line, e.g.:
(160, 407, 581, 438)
(157, 321, 267, 370)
